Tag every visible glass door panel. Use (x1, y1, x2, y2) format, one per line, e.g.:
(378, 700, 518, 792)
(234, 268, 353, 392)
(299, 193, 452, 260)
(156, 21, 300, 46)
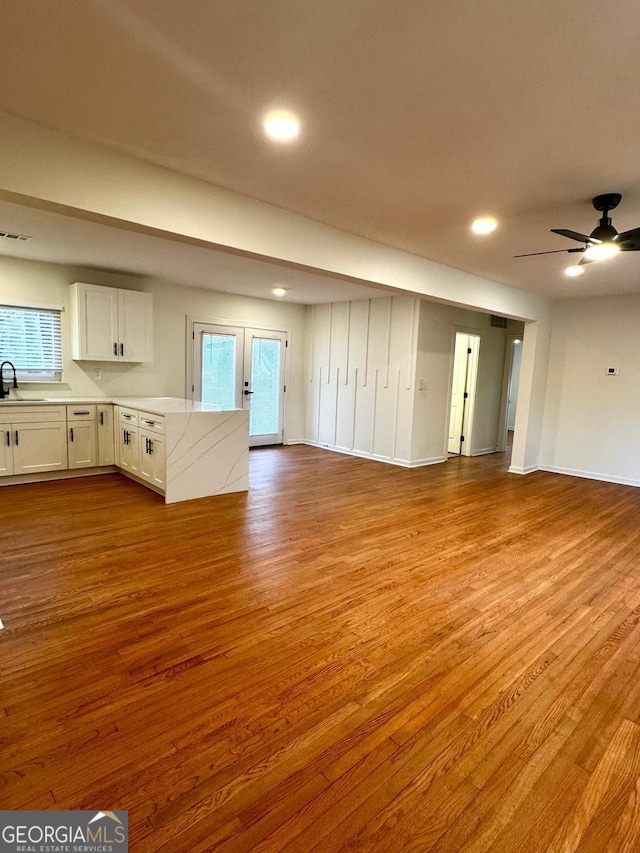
(193, 323, 243, 409)
(249, 337, 281, 437)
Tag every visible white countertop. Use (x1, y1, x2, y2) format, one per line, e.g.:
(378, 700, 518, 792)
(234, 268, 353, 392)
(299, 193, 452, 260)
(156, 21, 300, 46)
(111, 397, 231, 415)
(0, 396, 235, 415)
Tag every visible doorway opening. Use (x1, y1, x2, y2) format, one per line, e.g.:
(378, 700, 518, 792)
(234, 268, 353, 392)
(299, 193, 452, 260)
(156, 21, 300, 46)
(190, 322, 287, 447)
(497, 334, 523, 456)
(447, 332, 480, 456)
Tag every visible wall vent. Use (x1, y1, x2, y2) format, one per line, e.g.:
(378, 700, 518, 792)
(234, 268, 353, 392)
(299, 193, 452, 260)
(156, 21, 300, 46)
(0, 231, 31, 242)
(490, 314, 507, 328)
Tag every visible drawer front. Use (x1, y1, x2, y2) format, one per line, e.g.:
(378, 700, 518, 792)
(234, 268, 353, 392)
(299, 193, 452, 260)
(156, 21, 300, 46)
(67, 404, 96, 421)
(0, 405, 66, 424)
(118, 406, 139, 426)
(138, 411, 165, 434)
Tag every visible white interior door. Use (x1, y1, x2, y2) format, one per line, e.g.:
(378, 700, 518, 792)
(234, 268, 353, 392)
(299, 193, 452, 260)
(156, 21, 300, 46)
(448, 334, 470, 454)
(447, 332, 480, 456)
(193, 322, 287, 447)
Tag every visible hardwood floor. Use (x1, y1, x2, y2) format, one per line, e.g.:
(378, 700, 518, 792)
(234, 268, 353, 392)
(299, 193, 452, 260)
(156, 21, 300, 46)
(3, 446, 640, 851)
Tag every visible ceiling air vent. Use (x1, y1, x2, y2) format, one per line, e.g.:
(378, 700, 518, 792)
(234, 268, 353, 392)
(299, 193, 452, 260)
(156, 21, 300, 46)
(0, 231, 31, 242)
(490, 315, 507, 328)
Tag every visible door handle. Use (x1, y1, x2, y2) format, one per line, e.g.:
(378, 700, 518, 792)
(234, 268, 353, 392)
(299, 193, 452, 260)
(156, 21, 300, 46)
(243, 389, 254, 395)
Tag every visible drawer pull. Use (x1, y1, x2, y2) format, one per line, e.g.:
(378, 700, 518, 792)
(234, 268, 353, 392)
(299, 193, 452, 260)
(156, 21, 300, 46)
(143, 419, 155, 426)
(122, 413, 133, 419)
(73, 410, 91, 415)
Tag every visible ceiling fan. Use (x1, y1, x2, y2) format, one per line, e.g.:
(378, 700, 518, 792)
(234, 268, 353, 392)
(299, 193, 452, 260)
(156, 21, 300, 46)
(515, 193, 640, 265)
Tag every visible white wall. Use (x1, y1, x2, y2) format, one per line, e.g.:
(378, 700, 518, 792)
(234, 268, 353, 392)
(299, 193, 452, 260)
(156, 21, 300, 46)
(540, 295, 640, 487)
(0, 255, 307, 441)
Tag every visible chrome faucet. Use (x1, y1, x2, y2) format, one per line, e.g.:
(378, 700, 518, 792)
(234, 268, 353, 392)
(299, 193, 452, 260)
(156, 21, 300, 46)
(0, 361, 18, 399)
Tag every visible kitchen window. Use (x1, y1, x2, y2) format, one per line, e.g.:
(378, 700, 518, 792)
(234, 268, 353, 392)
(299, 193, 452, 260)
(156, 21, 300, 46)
(0, 303, 63, 382)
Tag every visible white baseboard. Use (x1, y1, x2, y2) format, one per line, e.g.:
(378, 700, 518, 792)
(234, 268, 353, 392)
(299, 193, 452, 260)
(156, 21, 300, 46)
(539, 465, 640, 489)
(300, 440, 446, 469)
(472, 447, 498, 457)
(0, 466, 117, 487)
(508, 464, 540, 475)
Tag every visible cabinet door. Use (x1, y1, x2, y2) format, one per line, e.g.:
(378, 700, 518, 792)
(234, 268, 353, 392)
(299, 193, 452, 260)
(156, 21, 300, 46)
(118, 290, 153, 363)
(68, 421, 97, 469)
(139, 430, 165, 488)
(97, 406, 115, 466)
(71, 283, 119, 361)
(118, 426, 140, 474)
(13, 422, 68, 474)
(0, 425, 14, 476)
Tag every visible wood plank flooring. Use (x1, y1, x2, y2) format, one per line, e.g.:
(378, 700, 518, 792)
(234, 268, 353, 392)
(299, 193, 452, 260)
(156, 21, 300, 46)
(3, 445, 640, 850)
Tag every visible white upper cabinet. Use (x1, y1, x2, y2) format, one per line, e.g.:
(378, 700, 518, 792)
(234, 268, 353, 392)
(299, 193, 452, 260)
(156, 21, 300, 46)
(70, 282, 153, 362)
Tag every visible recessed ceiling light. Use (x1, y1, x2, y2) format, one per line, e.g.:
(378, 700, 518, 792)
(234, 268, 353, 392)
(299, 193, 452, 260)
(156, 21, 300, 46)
(513, 338, 522, 344)
(272, 286, 287, 297)
(263, 111, 300, 142)
(471, 216, 497, 235)
(564, 265, 585, 277)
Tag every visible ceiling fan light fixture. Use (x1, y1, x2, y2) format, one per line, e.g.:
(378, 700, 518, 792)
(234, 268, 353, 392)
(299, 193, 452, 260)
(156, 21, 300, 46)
(583, 242, 620, 262)
(564, 265, 585, 278)
(471, 216, 497, 235)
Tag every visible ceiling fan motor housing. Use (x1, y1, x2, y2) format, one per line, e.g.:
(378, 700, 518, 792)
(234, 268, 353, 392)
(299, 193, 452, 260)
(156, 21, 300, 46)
(592, 193, 622, 213)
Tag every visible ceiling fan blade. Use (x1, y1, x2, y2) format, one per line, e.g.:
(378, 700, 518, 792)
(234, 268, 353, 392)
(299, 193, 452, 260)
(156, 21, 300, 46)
(616, 226, 640, 250)
(513, 247, 585, 259)
(550, 228, 598, 244)
(513, 248, 576, 258)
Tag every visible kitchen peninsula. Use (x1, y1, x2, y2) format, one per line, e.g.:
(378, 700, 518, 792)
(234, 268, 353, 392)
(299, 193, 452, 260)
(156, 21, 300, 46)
(0, 397, 249, 504)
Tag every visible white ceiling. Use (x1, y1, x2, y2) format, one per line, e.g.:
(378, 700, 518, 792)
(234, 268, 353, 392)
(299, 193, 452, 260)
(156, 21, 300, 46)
(1, 0, 640, 301)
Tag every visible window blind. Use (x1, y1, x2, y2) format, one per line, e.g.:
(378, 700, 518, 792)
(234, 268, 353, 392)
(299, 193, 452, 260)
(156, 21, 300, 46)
(0, 304, 63, 381)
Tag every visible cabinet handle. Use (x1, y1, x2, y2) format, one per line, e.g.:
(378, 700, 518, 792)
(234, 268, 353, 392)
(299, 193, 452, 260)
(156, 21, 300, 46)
(14, 430, 18, 446)
(70, 427, 74, 442)
(143, 419, 155, 426)
(114, 342, 118, 356)
(5, 430, 9, 446)
(148, 439, 153, 455)
(73, 410, 90, 416)
(100, 412, 104, 426)
(122, 413, 132, 419)
(120, 343, 124, 357)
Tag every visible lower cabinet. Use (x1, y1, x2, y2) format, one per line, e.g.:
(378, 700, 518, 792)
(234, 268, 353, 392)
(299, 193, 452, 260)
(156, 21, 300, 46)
(97, 405, 115, 466)
(139, 429, 165, 488)
(116, 407, 165, 491)
(67, 405, 97, 469)
(0, 407, 68, 476)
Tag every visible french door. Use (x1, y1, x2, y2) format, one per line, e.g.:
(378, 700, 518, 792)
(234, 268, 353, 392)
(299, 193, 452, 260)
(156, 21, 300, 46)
(193, 323, 287, 447)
